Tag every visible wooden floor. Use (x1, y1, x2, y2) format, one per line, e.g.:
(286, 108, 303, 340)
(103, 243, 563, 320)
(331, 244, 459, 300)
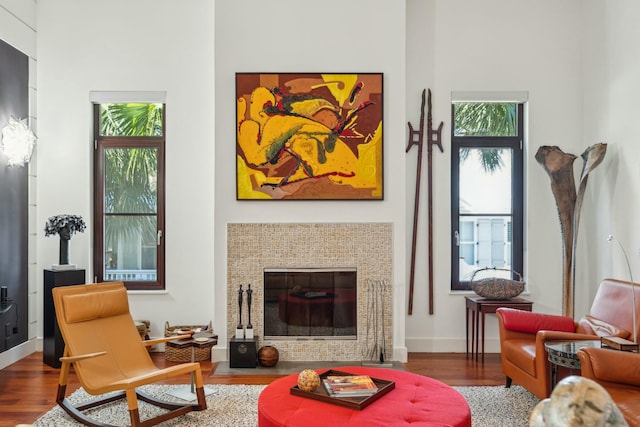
(0, 351, 505, 426)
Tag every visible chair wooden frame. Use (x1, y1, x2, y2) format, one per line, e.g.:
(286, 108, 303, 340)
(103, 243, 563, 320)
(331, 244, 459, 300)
(52, 282, 207, 427)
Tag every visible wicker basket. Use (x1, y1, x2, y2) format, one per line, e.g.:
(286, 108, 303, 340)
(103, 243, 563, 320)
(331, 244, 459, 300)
(164, 321, 213, 362)
(470, 268, 525, 299)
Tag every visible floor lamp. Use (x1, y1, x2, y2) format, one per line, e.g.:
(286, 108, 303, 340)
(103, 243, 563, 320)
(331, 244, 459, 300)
(607, 234, 637, 343)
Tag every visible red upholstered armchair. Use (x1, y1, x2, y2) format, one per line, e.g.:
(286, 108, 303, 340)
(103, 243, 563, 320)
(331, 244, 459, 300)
(496, 279, 640, 399)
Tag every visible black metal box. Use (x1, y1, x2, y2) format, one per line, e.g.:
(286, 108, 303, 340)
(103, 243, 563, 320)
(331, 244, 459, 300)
(229, 336, 258, 368)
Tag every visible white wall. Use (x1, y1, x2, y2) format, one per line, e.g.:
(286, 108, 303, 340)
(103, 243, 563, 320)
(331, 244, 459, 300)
(582, 0, 640, 305)
(36, 0, 216, 338)
(214, 0, 408, 361)
(35, 0, 409, 361)
(0, 0, 37, 369)
(28, 0, 640, 364)
(405, 0, 589, 352)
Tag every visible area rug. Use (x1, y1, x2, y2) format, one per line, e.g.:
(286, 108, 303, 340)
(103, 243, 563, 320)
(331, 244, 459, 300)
(33, 384, 538, 426)
(455, 385, 539, 426)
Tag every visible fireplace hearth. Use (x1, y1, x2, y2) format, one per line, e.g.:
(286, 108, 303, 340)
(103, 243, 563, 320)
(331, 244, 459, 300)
(227, 223, 393, 361)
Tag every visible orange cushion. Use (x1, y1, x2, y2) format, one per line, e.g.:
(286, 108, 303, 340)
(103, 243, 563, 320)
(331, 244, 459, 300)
(502, 339, 537, 376)
(498, 308, 575, 334)
(63, 288, 129, 323)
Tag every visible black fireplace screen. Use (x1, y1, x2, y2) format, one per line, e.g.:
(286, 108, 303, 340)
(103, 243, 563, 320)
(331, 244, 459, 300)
(263, 268, 357, 340)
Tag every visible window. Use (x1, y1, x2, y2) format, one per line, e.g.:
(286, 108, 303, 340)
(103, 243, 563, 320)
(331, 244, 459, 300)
(451, 101, 524, 290)
(93, 102, 165, 290)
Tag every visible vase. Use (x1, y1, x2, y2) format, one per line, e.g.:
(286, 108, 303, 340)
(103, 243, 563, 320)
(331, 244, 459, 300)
(258, 345, 279, 367)
(59, 238, 69, 265)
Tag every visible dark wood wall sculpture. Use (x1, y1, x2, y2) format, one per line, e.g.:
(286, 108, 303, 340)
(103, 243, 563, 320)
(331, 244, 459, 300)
(406, 89, 443, 315)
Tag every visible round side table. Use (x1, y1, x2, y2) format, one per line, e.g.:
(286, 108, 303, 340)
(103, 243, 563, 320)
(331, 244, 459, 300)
(545, 340, 601, 387)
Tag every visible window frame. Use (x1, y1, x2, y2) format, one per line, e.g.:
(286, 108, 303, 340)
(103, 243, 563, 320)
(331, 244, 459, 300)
(93, 103, 166, 291)
(450, 102, 524, 291)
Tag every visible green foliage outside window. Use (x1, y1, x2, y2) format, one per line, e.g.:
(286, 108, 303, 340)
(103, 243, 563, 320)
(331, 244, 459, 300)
(100, 103, 163, 136)
(454, 103, 517, 174)
(99, 103, 162, 274)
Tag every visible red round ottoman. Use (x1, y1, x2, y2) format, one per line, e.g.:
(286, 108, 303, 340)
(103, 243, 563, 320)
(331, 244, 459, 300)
(258, 366, 471, 427)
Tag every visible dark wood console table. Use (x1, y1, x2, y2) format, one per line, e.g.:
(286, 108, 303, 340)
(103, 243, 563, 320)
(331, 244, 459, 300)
(465, 296, 533, 362)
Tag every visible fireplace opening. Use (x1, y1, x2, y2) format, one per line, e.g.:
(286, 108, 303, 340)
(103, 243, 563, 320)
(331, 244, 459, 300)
(263, 268, 357, 340)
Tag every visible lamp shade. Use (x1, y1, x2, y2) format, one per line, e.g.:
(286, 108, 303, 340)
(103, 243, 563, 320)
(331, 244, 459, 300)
(1, 117, 37, 167)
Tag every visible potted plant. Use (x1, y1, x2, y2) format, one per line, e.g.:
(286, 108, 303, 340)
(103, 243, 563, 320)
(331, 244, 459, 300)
(44, 214, 86, 265)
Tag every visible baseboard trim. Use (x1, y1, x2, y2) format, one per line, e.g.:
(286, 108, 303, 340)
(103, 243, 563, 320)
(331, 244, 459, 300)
(0, 339, 37, 370)
(405, 337, 501, 353)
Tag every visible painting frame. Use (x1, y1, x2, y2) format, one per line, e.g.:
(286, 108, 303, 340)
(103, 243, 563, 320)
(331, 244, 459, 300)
(236, 72, 383, 200)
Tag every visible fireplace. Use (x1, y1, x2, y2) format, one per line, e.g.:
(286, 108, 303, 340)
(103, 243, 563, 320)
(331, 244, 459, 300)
(263, 268, 357, 340)
(227, 223, 393, 361)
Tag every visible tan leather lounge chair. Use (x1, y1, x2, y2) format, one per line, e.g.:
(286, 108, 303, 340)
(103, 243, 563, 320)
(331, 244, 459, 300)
(496, 278, 640, 399)
(52, 281, 207, 427)
(578, 347, 640, 425)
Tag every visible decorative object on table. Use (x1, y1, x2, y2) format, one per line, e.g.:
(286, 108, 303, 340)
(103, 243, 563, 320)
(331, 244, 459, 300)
(606, 234, 637, 344)
(470, 267, 525, 299)
(600, 336, 639, 352)
(290, 369, 396, 411)
(164, 320, 213, 362)
(0, 116, 37, 167)
(322, 374, 378, 397)
(235, 72, 383, 201)
(44, 214, 86, 270)
(529, 376, 627, 427)
(297, 369, 321, 392)
(135, 319, 151, 347)
(236, 284, 244, 339)
(362, 278, 392, 366)
(535, 143, 607, 318)
(258, 345, 279, 367)
(245, 284, 254, 339)
(406, 88, 444, 316)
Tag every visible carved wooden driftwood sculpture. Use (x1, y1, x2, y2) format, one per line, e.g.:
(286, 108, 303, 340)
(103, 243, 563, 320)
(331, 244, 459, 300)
(535, 143, 607, 318)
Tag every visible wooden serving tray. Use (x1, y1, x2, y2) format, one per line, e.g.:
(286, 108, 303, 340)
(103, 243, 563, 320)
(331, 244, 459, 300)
(290, 369, 395, 410)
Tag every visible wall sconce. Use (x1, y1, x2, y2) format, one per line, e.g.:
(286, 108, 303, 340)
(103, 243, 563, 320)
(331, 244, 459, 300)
(1, 116, 37, 167)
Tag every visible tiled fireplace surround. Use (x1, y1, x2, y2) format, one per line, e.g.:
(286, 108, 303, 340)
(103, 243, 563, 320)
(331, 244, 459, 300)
(227, 223, 393, 361)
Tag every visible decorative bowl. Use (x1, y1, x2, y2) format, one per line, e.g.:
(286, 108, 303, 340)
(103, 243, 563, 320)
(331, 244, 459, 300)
(258, 345, 279, 367)
(471, 278, 525, 299)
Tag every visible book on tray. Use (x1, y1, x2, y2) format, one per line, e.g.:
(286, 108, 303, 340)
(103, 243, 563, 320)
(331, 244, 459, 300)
(322, 375, 379, 397)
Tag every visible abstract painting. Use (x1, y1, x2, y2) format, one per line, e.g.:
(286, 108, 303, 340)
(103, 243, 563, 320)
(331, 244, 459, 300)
(236, 73, 383, 200)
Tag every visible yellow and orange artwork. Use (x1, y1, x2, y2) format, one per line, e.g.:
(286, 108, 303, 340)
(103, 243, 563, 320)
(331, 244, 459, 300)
(236, 73, 383, 200)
